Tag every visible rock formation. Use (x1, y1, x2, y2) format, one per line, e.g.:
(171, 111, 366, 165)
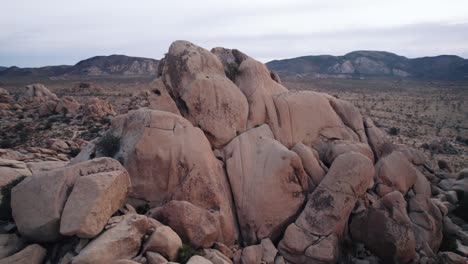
(1, 40, 466, 264)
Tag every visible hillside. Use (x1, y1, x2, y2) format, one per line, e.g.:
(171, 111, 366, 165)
(267, 51, 468, 80)
(0, 55, 159, 77)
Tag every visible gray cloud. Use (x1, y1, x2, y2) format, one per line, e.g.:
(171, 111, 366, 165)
(1, 0, 467, 67)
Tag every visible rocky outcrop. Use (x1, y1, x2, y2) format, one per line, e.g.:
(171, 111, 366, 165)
(4, 40, 466, 264)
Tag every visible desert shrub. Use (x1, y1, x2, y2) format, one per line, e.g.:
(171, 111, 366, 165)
(0, 176, 26, 221)
(96, 133, 120, 157)
(136, 203, 150, 215)
(177, 244, 204, 264)
(389, 127, 400, 135)
(100, 117, 111, 125)
(69, 148, 81, 158)
(0, 139, 12, 148)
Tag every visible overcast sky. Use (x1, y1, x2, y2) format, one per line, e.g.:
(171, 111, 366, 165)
(1, 0, 468, 67)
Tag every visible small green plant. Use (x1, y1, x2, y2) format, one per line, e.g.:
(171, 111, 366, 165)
(136, 203, 150, 215)
(0, 176, 26, 221)
(177, 244, 204, 264)
(96, 133, 120, 157)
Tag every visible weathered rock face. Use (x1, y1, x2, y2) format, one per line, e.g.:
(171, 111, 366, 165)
(159, 40, 249, 147)
(291, 143, 327, 188)
(129, 79, 181, 115)
(60, 168, 130, 238)
(234, 57, 288, 130)
(149, 200, 220, 249)
(375, 151, 430, 197)
(223, 124, 308, 245)
(350, 191, 416, 263)
(11, 158, 127, 242)
(279, 152, 374, 263)
(271, 91, 358, 149)
(75, 109, 238, 246)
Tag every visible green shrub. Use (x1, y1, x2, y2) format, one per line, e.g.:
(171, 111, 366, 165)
(177, 244, 204, 264)
(96, 133, 120, 157)
(136, 203, 150, 215)
(0, 176, 26, 221)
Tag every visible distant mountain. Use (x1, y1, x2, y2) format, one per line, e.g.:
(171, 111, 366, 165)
(0, 66, 6, 72)
(0, 55, 159, 77)
(267, 51, 468, 80)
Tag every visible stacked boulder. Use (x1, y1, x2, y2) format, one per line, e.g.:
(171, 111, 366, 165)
(4, 40, 467, 264)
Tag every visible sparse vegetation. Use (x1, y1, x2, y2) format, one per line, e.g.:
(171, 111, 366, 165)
(136, 203, 150, 215)
(389, 127, 400, 136)
(177, 244, 204, 264)
(0, 176, 26, 221)
(96, 133, 121, 157)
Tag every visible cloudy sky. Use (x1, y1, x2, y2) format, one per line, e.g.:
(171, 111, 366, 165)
(1, 0, 468, 67)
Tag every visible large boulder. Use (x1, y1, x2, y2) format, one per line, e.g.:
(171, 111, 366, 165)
(364, 118, 391, 159)
(149, 200, 219, 249)
(72, 214, 158, 264)
(141, 225, 182, 261)
(76, 109, 238, 246)
(234, 57, 288, 129)
(279, 152, 374, 263)
(350, 191, 416, 263)
(160, 40, 248, 147)
(223, 125, 308, 245)
(290, 143, 327, 188)
(11, 158, 126, 242)
(129, 79, 181, 115)
(271, 91, 358, 149)
(60, 167, 131, 238)
(375, 151, 431, 197)
(329, 97, 367, 143)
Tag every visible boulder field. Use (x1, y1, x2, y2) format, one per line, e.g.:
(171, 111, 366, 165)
(2, 40, 467, 264)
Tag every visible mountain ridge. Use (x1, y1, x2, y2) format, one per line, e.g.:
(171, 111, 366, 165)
(267, 51, 468, 80)
(0, 55, 159, 77)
